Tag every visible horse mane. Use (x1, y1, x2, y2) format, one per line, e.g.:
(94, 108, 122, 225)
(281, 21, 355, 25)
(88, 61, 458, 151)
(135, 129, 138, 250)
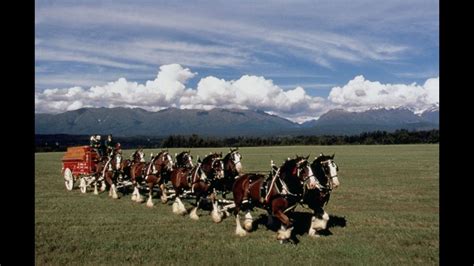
(176, 151, 186, 161)
(279, 156, 307, 176)
(132, 149, 142, 157)
(223, 151, 232, 162)
(202, 152, 221, 164)
(176, 151, 192, 167)
(276, 157, 307, 195)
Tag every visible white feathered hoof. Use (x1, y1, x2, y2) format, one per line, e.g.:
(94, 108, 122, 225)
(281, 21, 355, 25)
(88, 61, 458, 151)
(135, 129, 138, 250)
(235, 216, 247, 237)
(100, 182, 106, 192)
(111, 185, 119, 199)
(176, 198, 187, 215)
(243, 213, 253, 231)
(308, 227, 320, 238)
(309, 215, 328, 235)
(211, 209, 222, 223)
(322, 212, 329, 221)
(277, 226, 293, 240)
(161, 194, 168, 204)
(146, 197, 154, 207)
(172, 200, 186, 214)
(136, 195, 144, 203)
(190, 207, 199, 220)
(131, 193, 137, 201)
(93, 184, 99, 195)
(172, 201, 179, 214)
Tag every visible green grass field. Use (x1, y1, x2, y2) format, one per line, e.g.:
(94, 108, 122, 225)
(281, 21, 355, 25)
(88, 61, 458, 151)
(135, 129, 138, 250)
(35, 144, 439, 265)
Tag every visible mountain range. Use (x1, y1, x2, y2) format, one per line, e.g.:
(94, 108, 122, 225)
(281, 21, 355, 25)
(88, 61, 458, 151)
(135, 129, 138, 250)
(35, 107, 438, 137)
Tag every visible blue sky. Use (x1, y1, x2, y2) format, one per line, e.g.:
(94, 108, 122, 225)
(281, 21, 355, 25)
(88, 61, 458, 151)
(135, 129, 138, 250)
(35, 0, 439, 122)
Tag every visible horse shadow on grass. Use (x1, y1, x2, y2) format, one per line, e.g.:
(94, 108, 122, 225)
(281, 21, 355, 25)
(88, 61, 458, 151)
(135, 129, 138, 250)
(253, 212, 347, 245)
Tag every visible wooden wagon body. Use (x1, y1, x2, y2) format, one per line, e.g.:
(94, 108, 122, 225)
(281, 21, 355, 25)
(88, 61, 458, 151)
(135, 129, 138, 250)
(61, 146, 99, 192)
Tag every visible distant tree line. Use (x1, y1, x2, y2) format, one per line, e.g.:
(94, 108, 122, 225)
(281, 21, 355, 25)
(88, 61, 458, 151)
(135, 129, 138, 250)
(35, 134, 165, 152)
(35, 129, 439, 152)
(159, 129, 439, 147)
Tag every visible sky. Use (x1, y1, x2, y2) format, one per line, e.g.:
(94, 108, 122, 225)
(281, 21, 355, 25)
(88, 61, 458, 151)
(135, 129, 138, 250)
(35, 0, 439, 123)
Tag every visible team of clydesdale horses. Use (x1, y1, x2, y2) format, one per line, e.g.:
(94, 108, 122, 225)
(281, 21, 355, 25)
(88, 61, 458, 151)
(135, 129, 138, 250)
(90, 147, 340, 243)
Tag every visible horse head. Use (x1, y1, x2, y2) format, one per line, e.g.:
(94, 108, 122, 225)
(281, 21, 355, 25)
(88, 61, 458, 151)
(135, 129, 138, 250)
(311, 153, 340, 190)
(132, 149, 145, 163)
(176, 150, 194, 169)
(156, 151, 174, 172)
(279, 155, 316, 193)
(201, 153, 224, 179)
(225, 148, 243, 174)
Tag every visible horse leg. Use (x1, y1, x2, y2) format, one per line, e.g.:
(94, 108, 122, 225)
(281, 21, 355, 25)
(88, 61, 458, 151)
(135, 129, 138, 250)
(211, 195, 223, 223)
(100, 171, 107, 192)
(234, 213, 247, 237)
(172, 196, 187, 215)
(309, 208, 329, 237)
(93, 178, 99, 195)
(190, 197, 200, 220)
(131, 182, 137, 201)
(110, 174, 119, 199)
(132, 183, 144, 203)
(273, 209, 293, 242)
(160, 183, 168, 204)
(146, 180, 154, 207)
(266, 210, 275, 228)
(107, 174, 112, 196)
(243, 211, 253, 231)
(100, 179, 106, 192)
(104, 172, 118, 199)
(233, 199, 247, 236)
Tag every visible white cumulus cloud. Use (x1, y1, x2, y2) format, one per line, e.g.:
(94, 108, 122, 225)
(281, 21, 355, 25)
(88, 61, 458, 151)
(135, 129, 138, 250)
(35, 64, 328, 122)
(35, 64, 438, 122)
(328, 75, 439, 112)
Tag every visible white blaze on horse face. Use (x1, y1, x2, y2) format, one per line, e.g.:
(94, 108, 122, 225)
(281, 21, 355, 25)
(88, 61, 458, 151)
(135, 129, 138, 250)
(115, 154, 122, 169)
(167, 154, 174, 170)
(328, 161, 340, 188)
(188, 155, 194, 167)
(139, 152, 145, 162)
(306, 166, 318, 189)
(233, 152, 242, 173)
(218, 161, 225, 178)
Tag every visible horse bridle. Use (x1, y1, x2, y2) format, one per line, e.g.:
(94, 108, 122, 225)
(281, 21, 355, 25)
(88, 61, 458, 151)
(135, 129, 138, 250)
(159, 152, 174, 171)
(319, 159, 338, 190)
(192, 157, 223, 183)
(211, 157, 224, 179)
(295, 160, 316, 186)
(231, 151, 241, 166)
(185, 153, 194, 168)
(133, 151, 145, 163)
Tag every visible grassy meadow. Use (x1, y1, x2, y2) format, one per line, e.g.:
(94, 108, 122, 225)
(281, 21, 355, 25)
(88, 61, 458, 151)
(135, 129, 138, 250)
(35, 144, 439, 265)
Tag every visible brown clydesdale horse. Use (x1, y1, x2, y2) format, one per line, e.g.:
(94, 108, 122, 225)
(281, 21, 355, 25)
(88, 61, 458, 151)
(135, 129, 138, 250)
(142, 151, 174, 207)
(93, 152, 124, 199)
(216, 148, 243, 199)
(92, 155, 109, 194)
(303, 154, 340, 237)
(129, 149, 147, 203)
(232, 155, 317, 242)
(169, 150, 194, 215)
(173, 152, 225, 222)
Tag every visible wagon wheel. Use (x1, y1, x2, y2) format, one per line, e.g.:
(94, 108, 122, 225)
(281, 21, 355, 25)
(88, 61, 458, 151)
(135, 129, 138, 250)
(64, 168, 74, 191)
(79, 177, 87, 193)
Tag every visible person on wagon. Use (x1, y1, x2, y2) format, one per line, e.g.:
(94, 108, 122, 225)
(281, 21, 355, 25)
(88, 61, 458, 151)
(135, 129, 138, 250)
(105, 134, 116, 156)
(90, 134, 102, 156)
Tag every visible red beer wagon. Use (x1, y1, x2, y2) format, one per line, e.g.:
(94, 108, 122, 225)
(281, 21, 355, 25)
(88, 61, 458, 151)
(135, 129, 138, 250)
(61, 146, 99, 193)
